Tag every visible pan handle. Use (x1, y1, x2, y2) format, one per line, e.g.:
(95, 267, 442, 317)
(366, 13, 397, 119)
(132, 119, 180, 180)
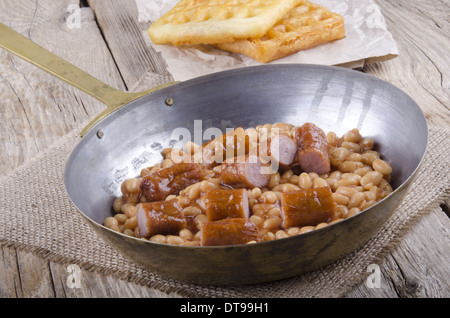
(0, 23, 177, 137)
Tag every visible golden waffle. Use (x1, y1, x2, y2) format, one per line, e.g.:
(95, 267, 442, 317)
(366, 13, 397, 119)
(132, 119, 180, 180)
(215, 1, 345, 62)
(148, 0, 302, 45)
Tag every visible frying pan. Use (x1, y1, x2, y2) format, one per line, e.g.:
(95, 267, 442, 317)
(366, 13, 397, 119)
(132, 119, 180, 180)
(0, 23, 428, 285)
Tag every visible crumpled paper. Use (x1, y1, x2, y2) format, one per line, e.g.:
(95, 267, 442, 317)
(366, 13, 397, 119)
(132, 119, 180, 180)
(136, 0, 398, 81)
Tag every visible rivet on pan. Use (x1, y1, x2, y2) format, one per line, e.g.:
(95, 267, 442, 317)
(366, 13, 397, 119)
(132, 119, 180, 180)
(97, 130, 104, 139)
(165, 97, 174, 106)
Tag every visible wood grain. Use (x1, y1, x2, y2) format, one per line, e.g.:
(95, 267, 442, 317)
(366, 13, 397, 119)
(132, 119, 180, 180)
(0, 0, 125, 175)
(0, 0, 448, 298)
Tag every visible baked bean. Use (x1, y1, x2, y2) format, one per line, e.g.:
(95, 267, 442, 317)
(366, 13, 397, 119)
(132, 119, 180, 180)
(263, 217, 282, 230)
(267, 172, 281, 189)
(378, 179, 393, 193)
(359, 138, 374, 151)
(272, 183, 301, 192)
(361, 171, 383, 189)
(167, 235, 185, 245)
(299, 226, 315, 234)
(341, 141, 360, 153)
(334, 174, 361, 187)
(329, 171, 343, 180)
(183, 182, 201, 200)
(361, 152, 380, 165)
(343, 129, 363, 143)
(332, 193, 350, 206)
(104, 217, 118, 229)
(113, 197, 124, 213)
(268, 207, 281, 217)
(124, 216, 138, 230)
(327, 131, 339, 147)
(123, 178, 141, 194)
(275, 230, 289, 239)
(339, 161, 364, 173)
(346, 153, 363, 162)
(287, 227, 300, 236)
(325, 177, 338, 189)
(249, 187, 262, 199)
(183, 206, 202, 217)
(372, 159, 392, 175)
(354, 166, 373, 177)
(249, 215, 264, 227)
(364, 191, 377, 202)
(252, 204, 265, 216)
(336, 205, 348, 219)
(165, 194, 177, 201)
(298, 172, 312, 189)
(336, 186, 358, 198)
(150, 235, 167, 243)
(313, 177, 328, 188)
(161, 159, 174, 169)
(177, 195, 191, 208)
(347, 207, 361, 217)
(315, 223, 329, 230)
(261, 191, 277, 204)
(123, 229, 135, 237)
(362, 200, 377, 210)
(329, 218, 343, 225)
(109, 225, 121, 232)
(348, 192, 365, 208)
(272, 122, 293, 133)
(330, 147, 350, 166)
(114, 213, 127, 224)
(194, 214, 208, 230)
(263, 231, 276, 242)
(281, 169, 294, 182)
(289, 175, 299, 185)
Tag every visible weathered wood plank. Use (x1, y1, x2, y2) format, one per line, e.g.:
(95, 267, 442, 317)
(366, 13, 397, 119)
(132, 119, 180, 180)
(345, 207, 450, 298)
(0, 0, 125, 175)
(365, 0, 450, 127)
(87, 0, 172, 91)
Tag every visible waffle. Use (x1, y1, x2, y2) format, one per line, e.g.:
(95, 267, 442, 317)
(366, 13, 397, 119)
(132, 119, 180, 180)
(148, 0, 302, 45)
(215, 1, 345, 62)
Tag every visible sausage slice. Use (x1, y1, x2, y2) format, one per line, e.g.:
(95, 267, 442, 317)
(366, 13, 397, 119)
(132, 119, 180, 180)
(136, 199, 186, 238)
(259, 133, 298, 170)
(140, 162, 204, 202)
(205, 188, 249, 221)
(295, 123, 331, 175)
(280, 187, 337, 228)
(201, 218, 260, 246)
(220, 154, 271, 189)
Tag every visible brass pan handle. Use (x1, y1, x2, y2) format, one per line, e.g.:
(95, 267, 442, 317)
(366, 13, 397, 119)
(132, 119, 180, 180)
(0, 23, 177, 137)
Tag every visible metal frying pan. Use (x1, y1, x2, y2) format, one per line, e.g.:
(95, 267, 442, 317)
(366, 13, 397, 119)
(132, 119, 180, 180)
(0, 23, 428, 285)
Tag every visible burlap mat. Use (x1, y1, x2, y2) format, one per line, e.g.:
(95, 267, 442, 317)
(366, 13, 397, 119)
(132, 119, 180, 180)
(0, 122, 449, 298)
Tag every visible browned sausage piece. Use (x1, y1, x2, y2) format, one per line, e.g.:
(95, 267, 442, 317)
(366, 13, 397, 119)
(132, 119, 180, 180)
(220, 154, 271, 189)
(201, 127, 250, 168)
(136, 199, 186, 238)
(259, 133, 298, 170)
(205, 188, 249, 221)
(280, 187, 337, 228)
(201, 218, 260, 246)
(140, 162, 204, 202)
(295, 123, 331, 175)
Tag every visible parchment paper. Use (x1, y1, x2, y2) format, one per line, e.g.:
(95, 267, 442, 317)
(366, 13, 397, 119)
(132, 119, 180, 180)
(136, 0, 398, 82)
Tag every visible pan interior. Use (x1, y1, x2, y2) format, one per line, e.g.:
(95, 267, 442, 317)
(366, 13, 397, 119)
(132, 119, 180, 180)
(64, 65, 428, 225)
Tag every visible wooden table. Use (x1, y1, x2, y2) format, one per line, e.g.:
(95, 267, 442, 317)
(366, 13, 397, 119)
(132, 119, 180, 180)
(0, 0, 448, 298)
